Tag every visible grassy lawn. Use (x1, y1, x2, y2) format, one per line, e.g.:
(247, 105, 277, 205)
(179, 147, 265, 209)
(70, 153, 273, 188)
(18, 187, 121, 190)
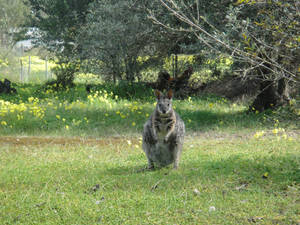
(0, 83, 299, 224)
(0, 136, 299, 224)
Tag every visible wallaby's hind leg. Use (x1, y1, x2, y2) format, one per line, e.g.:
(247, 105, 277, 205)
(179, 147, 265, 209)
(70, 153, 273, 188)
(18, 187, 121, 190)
(143, 142, 155, 169)
(173, 143, 183, 169)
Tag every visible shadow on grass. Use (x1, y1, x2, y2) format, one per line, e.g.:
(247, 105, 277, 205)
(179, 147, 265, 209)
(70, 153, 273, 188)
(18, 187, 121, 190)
(102, 153, 300, 191)
(1, 106, 274, 136)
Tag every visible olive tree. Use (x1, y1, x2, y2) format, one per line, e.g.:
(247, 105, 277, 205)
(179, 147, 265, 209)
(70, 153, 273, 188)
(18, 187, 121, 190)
(77, 0, 155, 83)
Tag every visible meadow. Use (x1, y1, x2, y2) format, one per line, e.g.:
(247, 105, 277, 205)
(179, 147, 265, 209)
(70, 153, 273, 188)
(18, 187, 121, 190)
(0, 81, 299, 224)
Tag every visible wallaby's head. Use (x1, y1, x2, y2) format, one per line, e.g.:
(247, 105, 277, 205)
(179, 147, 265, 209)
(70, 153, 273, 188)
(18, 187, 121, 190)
(154, 90, 173, 115)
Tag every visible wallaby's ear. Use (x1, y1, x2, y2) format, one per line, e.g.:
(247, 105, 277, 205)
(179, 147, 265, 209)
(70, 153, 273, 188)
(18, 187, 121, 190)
(167, 90, 173, 99)
(154, 90, 162, 99)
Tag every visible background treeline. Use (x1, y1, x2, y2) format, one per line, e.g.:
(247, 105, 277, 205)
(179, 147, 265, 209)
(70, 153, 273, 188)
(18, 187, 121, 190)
(0, 0, 299, 111)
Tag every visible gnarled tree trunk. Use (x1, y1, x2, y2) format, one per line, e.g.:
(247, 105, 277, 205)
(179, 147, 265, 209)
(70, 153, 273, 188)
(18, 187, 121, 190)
(249, 77, 290, 112)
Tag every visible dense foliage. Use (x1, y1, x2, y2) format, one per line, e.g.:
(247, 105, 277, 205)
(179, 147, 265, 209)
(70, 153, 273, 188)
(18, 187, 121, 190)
(152, 0, 299, 110)
(78, 1, 153, 82)
(0, 0, 29, 67)
(25, 0, 93, 86)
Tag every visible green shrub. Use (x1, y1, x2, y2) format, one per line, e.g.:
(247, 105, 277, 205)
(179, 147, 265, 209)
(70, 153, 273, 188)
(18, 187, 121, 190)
(88, 81, 154, 100)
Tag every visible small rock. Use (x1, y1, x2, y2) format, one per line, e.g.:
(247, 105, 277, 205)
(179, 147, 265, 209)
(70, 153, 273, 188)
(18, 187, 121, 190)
(193, 188, 200, 195)
(235, 183, 248, 191)
(209, 206, 216, 212)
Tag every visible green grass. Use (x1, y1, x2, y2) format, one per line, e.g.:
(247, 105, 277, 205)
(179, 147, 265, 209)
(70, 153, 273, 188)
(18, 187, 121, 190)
(0, 136, 299, 224)
(0, 83, 299, 224)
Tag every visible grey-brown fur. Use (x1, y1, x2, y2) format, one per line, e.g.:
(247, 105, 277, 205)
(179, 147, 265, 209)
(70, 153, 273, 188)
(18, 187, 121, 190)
(142, 90, 185, 169)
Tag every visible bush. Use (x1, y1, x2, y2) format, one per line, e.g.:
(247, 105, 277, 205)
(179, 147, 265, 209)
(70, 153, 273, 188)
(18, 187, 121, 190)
(88, 81, 154, 100)
(51, 62, 79, 88)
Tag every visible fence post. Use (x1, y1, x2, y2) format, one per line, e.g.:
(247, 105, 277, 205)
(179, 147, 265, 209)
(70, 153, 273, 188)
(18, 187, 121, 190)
(20, 59, 23, 83)
(19, 44, 24, 83)
(27, 56, 31, 82)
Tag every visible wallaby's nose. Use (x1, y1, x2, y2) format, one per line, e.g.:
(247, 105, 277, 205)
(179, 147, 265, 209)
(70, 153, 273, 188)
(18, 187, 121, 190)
(162, 109, 166, 114)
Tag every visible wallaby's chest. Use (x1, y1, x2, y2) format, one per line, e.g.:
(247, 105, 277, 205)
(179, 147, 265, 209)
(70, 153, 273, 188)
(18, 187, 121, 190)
(157, 129, 167, 141)
(154, 116, 174, 139)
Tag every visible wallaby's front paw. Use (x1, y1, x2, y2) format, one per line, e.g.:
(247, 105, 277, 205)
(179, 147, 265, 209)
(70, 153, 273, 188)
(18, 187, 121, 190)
(164, 137, 168, 143)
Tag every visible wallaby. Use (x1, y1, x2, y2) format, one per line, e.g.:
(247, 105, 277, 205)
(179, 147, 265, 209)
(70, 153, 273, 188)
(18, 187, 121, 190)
(142, 90, 185, 169)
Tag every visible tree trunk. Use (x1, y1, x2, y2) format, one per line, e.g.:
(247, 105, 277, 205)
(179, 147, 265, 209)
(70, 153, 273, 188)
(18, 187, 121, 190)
(112, 72, 116, 84)
(110, 55, 122, 83)
(249, 56, 291, 112)
(124, 57, 137, 83)
(277, 77, 291, 104)
(249, 78, 290, 112)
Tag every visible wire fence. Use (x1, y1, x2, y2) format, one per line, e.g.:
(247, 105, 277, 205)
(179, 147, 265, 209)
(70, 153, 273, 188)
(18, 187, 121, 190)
(19, 55, 54, 83)
(0, 42, 56, 83)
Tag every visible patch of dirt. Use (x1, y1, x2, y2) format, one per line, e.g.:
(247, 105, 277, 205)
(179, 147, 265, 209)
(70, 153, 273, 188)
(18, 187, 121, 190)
(0, 131, 299, 147)
(0, 136, 139, 147)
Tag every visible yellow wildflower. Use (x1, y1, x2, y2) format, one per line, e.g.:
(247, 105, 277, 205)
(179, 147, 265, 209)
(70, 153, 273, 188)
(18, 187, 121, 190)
(272, 128, 279, 134)
(254, 131, 265, 139)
